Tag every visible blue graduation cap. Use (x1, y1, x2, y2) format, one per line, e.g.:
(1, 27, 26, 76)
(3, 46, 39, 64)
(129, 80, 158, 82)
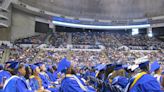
(30, 65, 38, 71)
(94, 64, 106, 71)
(7, 62, 19, 70)
(114, 64, 123, 70)
(106, 63, 115, 68)
(94, 64, 101, 69)
(34, 62, 44, 67)
(57, 58, 71, 73)
(139, 61, 149, 68)
(150, 61, 160, 73)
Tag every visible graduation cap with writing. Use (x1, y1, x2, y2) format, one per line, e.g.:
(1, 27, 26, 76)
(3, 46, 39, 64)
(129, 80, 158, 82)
(139, 61, 149, 69)
(57, 57, 71, 73)
(150, 61, 160, 73)
(134, 56, 150, 69)
(128, 65, 139, 72)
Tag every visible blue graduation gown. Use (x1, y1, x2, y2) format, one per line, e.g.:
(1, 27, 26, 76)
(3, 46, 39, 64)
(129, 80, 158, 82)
(0, 70, 11, 92)
(47, 71, 57, 82)
(76, 75, 96, 92)
(3, 76, 33, 92)
(90, 72, 96, 77)
(39, 73, 58, 92)
(0, 70, 11, 83)
(39, 73, 51, 89)
(129, 74, 162, 92)
(60, 77, 85, 92)
(29, 77, 40, 91)
(84, 71, 90, 80)
(53, 71, 58, 82)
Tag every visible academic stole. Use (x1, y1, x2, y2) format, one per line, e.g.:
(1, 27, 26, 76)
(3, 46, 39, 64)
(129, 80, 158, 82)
(66, 74, 88, 91)
(130, 72, 147, 89)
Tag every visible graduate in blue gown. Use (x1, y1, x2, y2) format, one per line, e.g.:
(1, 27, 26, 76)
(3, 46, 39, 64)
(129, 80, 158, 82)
(0, 64, 11, 81)
(46, 66, 56, 82)
(0, 61, 14, 85)
(126, 61, 162, 92)
(35, 62, 51, 88)
(35, 62, 58, 92)
(29, 65, 52, 92)
(3, 62, 44, 92)
(52, 65, 58, 82)
(150, 61, 164, 90)
(59, 58, 96, 92)
(29, 65, 42, 91)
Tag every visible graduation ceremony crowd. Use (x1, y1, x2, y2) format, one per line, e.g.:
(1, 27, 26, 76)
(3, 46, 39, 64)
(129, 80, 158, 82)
(0, 31, 163, 92)
(0, 46, 163, 92)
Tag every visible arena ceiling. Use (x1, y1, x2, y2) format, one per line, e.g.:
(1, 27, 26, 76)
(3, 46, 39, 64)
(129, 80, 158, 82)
(19, 0, 164, 20)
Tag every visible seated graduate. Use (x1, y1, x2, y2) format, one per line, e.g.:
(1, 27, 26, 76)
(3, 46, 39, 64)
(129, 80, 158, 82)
(46, 66, 56, 82)
(3, 62, 44, 92)
(58, 58, 96, 92)
(35, 62, 58, 92)
(29, 65, 50, 92)
(0, 61, 14, 85)
(52, 65, 58, 82)
(0, 64, 6, 92)
(0, 62, 12, 79)
(93, 64, 107, 92)
(125, 58, 162, 92)
(103, 64, 127, 92)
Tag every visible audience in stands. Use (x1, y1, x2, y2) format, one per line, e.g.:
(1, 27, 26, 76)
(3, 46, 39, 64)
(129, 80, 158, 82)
(49, 32, 68, 48)
(15, 34, 47, 44)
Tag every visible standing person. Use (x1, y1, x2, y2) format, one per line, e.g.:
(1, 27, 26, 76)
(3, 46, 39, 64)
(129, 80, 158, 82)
(150, 61, 164, 90)
(125, 60, 162, 92)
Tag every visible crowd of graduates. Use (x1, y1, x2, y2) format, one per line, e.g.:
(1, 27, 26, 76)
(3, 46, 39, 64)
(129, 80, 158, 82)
(0, 55, 163, 92)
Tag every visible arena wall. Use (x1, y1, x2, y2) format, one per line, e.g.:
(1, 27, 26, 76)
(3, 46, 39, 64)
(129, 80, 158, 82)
(0, 27, 11, 40)
(10, 8, 35, 41)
